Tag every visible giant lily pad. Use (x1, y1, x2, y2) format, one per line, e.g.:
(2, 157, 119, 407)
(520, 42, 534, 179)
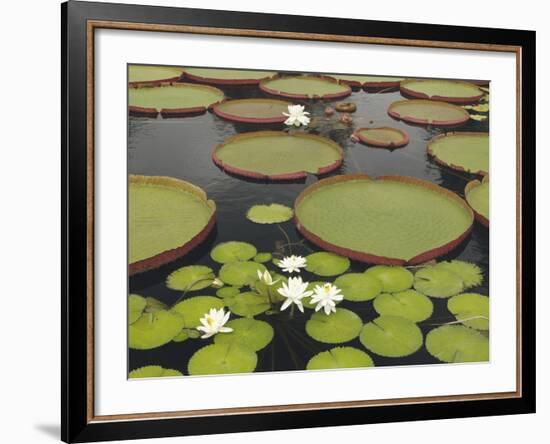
(426, 325, 489, 363)
(246, 204, 294, 224)
(128, 64, 184, 86)
(171, 296, 224, 329)
(212, 98, 291, 123)
(327, 74, 404, 89)
(435, 260, 483, 289)
(306, 347, 374, 370)
(295, 175, 473, 265)
(128, 294, 147, 324)
(214, 318, 274, 351)
(414, 266, 465, 298)
(210, 241, 257, 264)
(465, 176, 489, 227)
(219, 262, 267, 287)
(305, 308, 363, 344)
(400, 79, 483, 104)
(129, 310, 185, 350)
(447, 293, 489, 330)
(183, 68, 276, 85)
(427, 132, 489, 175)
(388, 99, 470, 127)
(305, 252, 350, 277)
(354, 127, 409, 149)
(373, 290, 434, 322)
(129, 365, 183, 379)
(225, 291, 271, 317)
(260, 75, 351, 100)
(359, 316, 423, 357)
(128, 83, 224, 117)
(334, 273, 382, 301)
(364, 266, 414, 293)
(129, 175, 216, 275)
(166, 265, 215, 291)
(213, 131, 343, 180)
(188, 343, 258, 376)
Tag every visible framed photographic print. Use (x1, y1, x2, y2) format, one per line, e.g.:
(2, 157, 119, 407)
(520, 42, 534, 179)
(61, 1, 536, 442)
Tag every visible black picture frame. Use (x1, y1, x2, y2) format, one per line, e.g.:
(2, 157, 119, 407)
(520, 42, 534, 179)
(62, 1, 536, 442)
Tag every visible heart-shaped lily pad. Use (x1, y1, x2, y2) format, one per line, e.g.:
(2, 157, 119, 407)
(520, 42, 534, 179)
(253, 252, 273, 263)
(171, 296, 224, 329)
(426, 325, 489, 363)
(306, 347, 374, 370)
(225, 291, 271, 317)
(305, 252, 350, 277)
(166, 265, 215, 291)
(373, 290, 433, 322)
(435, 260, 483, 289)
(334, 273, 383, 301)
(246, 204, 294, 224)
(447, 293, 489, 330)
(360, 316, 423, 357)
(306, 308, 363, 344)
(219, 261, 267, 287)
(210, 241, 257, 264)
(414, 266, 464, 298)
(364, 266, 414, 293)
(188, 343, 258, 376)
(214, 318, 274, 351)
(129, 365, 183, 378)
(129, 294, 147, 324)
(216, 286, 241, 298)
(129, 310, 185, 350)
(427, 132, 488, 175)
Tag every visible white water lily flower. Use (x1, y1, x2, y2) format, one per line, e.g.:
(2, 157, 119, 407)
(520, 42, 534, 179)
(277, 255, 307, 274)
(211, 278, 224, 288)
(196, 308, 233, 339)
(283, 104, 311, 127)
(277, 276, 313, 313)
(310, 283, 344, 315)
(257, 270, 279, 286)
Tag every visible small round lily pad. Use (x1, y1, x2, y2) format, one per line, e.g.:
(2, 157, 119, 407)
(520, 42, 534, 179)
(354, 127, 409, 149)
(225, 291, 271, 317)
(360, 316, 423, 357)
(448, 293, 489, 330)
(435, 260, 483, 289)
(129, 310, 185, 350)
(253, 252, 273, 263)
(216, 286, 241, 298)
(188, 344, 258, 376)
(246, 204, 294, 224)
(214, 318, 274, 351)
(219, 261, 267, 287)
(306, 308, 363, 344)
(414, 266, 464, 298)
(426, 325, 489, 363)
(334, 273, 383, 301)
(129, 365, 183, 378)
(166, 265, 215, 291)
(364, 266, 414, 293)
(129, 294, 147, 324)
(373, 290, 434, 322)
(171, 296, 224, 329)
(211, 241, 257, 264)
(306, 347, 374, 370)
(305, 252, 350, 277)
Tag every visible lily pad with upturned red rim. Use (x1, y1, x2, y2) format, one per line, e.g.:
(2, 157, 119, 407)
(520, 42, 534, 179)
(212, 98, 291, 124)
(326, 75, 405, 90)
(212, 131, 343, 181)
(400, 79, 484, 104)
(128, 64, 185, 86)
(388, 99, 470, 127)
(259, 75, 351, 100)
(427, 132, 489, 175)
(183, 67, 277, 85)
(353, 127, 410, 149)
(465, 176, 489, 227)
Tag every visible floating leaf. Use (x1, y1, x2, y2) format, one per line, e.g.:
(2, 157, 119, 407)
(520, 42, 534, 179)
(426, 325, 489, 363)
(214, 318, 274, 351)
(305, 252, 350, 277)
(252, 274, 287, 304)
(184, 68, 276, 85)
(306, 347, 374, 370)
(165, 265, 215, 291)
(470, 114, 487, 121)
(364, 266, 414, 293)
(400, 79, 483, 103)
(447, 293, 489, 330)
(172, 330, 189, 343)
(427, 132, 488, 175)
(260, 75, 351, 99)
(465, 178, 489, 225)
(354, 127, 409, 149)
(128, 65, 184, 84)
(129, 365, 183, 379)
(359, 316, 423, 357)
(334, 273, 383, 301)
(414, 266, 464, 298)
(306, 308, 362, 344)
(188, 343, 258, 375)
(212, 98, 291, 123)
(471, 103, 489, 113)
(246, 204, 294, 224)
(129, 294, 147, 324)
(219, 261, 267, 287)
(171, 296, 224, 329)
(129, 310, 184, 350)
(435, 260, 483, 289)
(388, 100, 470, 127)
(225, 291, 270, 317)
(144, 297, 167, 313)
(373, 290, 433, 322)
(253, 252, 273, 263)
(216, 286, 241, 298)
(210, 241, 257, 264)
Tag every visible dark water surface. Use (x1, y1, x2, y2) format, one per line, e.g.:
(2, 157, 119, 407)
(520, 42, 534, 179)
(128, 82, 489, 374)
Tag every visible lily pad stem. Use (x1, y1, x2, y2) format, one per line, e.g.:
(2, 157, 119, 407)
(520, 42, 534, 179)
(276, 224, 293, 255)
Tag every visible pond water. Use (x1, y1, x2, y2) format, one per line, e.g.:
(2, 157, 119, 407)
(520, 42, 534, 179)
(128, 79, 489, 374)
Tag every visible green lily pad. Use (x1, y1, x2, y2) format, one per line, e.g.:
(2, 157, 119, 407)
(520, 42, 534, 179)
(188, 343, 258, 376)
(129, 83, 224, 112)
(327, 74, 404, 88)
(225, 291, 271, 317)
(246, 204, 294, 224)
(435, 260, 483, 289)
(359, 316, 423, 357)
(172, 330, 190, 343)
(260, 75, 351, 99)
(305, 252, 350, 277)
(388, 99, 470, 127)
(129, 365, 183, 379)
(465, 178, 489, 225)
(165, 265, 215, 291)
(306, 347, 374, 370)
(129, 294, 147, 324)
(210, 241, 257, 264)
(306, 308, 363, 344)
(364, 266, 414, 293)
(171, 296, 224, 329)
(144, 297, 167, 313)
(448, 293, 489, 330)
(219, 261, 267, 287)
(253, 252, 273, 263)
(334, 273, 383, 301)
(128, 65, 184, 84)
(373, 290, 434, 322)
(426, 325, 489, 363)
(414, 266, 464, 298)
(212, 98, 290, 123)
(216, 286, 241, 298)
(428, 132, 488, 175)
(214, 318, 274, 351)
(252, 273, 287, 303)
(400, 79, 483, 103)
(129, 310, 184, 350)
(184, 68, 276, 85)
